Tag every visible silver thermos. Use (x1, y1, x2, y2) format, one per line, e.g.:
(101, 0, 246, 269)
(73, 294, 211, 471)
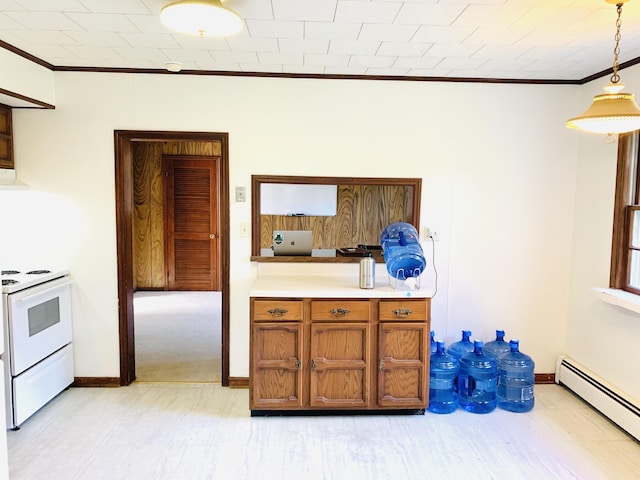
(359, 254, 375, 289)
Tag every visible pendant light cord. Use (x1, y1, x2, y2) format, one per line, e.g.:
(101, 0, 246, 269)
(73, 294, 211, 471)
(611, 3, 623, 84)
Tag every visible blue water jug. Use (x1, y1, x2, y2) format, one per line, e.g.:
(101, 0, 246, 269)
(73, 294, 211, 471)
(458, 340, 498, 414)
(484, 329, 510, 359)
(497, 339, 535, 413)
(430, 330, 436, 356)
(447, 330, 474, 361)
(428, 342, 459, 414)
(380, 222, 426, 280)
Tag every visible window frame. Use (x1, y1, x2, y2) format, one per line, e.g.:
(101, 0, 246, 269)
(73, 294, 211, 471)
(610, 131, 640, 294)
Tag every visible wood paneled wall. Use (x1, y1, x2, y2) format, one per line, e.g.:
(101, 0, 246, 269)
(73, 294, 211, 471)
(259, 185, 415, 250)
(132, 140, 222, 289)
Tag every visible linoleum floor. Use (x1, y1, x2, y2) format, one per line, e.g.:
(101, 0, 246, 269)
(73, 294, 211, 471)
(7, 384, 640, 480)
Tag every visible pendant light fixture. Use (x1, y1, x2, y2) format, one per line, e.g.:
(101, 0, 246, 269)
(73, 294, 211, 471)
(566, 0, 640, 140)
(160, 0, 243, 37)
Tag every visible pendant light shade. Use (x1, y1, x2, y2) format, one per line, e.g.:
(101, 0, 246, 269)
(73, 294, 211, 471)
(566, 84, 640, 134)
(160, 0, 243, 37)
(566, 0, 640, 136)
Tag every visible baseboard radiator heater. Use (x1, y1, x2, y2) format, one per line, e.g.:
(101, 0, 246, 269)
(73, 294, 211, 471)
(556, 356, 640, 441)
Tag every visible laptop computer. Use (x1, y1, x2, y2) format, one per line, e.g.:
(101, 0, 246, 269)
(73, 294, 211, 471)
(272, 230, 313, 256)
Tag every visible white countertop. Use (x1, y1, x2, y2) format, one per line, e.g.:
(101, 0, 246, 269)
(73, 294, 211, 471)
(250, 275, 433, 298)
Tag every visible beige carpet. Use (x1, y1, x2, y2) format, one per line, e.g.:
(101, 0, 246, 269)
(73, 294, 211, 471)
(133, 291, 221, 383)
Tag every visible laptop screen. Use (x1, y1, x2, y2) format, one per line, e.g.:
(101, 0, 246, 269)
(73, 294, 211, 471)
(272, 230, 313, 256)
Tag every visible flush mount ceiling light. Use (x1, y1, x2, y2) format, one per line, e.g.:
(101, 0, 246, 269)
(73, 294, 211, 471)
(566, 0, 640, 141)
(160, 0, 243, 37)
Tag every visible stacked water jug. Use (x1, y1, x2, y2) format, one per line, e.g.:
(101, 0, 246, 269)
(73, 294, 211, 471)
(428, 329, 535, 414)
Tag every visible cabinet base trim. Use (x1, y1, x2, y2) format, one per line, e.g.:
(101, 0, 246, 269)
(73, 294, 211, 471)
(251, 408, 425, 417)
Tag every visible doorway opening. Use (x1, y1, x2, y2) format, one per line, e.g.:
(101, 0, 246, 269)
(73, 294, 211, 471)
(134, 290, 221, 383)
(114, 130, 230, 386)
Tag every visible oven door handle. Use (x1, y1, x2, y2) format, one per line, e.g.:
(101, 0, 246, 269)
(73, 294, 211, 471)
(14, 280, 73, 304)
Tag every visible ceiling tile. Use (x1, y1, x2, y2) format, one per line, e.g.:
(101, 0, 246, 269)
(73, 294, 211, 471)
(394, 3, 466, 26)
(5, 29, 78, 45)
(273, 0, 337, 22)
(412, 25, 476, 44)
(246, 19, 303, 39)
(64, 31, 131, 47)
(73, 0, 151, 14)
(377, 41, 429, 57)
(304, 21, 360, 40)
(120, 32, 179, 48)
(226, 37, 279, 52)
(335, 1, 401, 24)
(211, 50, 259, 64)
(329, 39, 379, 56)
(3, 11, 84, 29)
(257, 51, 303, 65)
(453, 4, 532, 28)
(279, 38, 329, 54)
(358, 23, 418, 42)
(112, 45, 168, 61)
(304, 52, 349, 67)
(11, 0, 87, 12)
(64, 45, 124, 60)
(66, 12, 141, 32)
(393, 56, 442, 70)
(350, 55, 395, 69)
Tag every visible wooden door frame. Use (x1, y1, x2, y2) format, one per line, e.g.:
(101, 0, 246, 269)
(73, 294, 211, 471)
(114, 130, 230, 386)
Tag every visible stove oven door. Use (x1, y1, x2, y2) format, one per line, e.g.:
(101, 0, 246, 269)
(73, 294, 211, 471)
(7, 277, 72, 376)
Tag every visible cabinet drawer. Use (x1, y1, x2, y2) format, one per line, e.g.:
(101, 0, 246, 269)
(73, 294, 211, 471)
(253, 300, 303, 321)
(379, 299, 428, 321)
(311, 300, 371, 321)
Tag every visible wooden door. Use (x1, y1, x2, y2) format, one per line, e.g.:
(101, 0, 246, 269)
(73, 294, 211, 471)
(378, 322, 428, 408)
(309, 322, 371, 408)
(251, 322, 304, 409)
(164, 156, 219, 290)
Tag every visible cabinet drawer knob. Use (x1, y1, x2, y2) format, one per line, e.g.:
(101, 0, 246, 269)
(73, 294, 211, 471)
(392, 308, 413, 318)
(330, 308, 350, 317)
(267, 308, 288, 317)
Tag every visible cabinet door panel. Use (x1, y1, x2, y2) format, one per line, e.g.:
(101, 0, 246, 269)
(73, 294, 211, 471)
(310, 322, 371, 408)
(379, 299, 428, 321)
(251, 322, 303, 409)
(378, 322, 428, 408)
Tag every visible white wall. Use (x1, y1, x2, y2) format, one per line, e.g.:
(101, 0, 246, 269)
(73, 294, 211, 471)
(0, 48, 55, 106)
(566, 63, 640, 403)
(0, 71, 581, 378)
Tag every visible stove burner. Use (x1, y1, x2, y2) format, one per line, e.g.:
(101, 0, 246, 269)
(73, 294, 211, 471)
(2, 279, 18, 286)
(26, 270, 51, 275)
(1, 270, 20, 275)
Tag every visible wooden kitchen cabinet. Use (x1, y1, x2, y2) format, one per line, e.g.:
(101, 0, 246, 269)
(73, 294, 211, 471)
(250, 300, 304, 409)
(0, 105, 14, 169)
(250, 296, 430, 414)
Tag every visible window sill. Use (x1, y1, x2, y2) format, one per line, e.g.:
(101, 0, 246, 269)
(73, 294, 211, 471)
(590, 287, 640, 315)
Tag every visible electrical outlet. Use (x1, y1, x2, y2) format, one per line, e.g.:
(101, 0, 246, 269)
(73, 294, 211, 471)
(424, 228, 439, 241)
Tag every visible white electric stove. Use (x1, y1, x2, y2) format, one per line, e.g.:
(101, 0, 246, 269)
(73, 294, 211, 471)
(1, 268, 74, 429)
